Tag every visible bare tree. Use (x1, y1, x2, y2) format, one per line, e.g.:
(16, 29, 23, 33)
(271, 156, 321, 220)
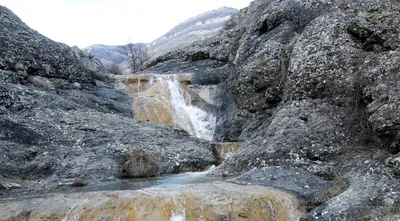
(106, 63, 123, 75)
(125, 43, 150, 74)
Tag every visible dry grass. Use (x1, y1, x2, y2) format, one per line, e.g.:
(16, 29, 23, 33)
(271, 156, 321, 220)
(71, 180, 87, 187)
(120, 149, 160, 178)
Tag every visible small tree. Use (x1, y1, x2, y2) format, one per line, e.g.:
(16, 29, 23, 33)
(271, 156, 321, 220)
(106, 63, 123, 75)
(125, 43, 150, 74)
(120, 149, 160, 178)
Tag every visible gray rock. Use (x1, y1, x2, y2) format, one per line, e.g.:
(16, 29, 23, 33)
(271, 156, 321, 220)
(303, 150, 399, 221)
(2, 0, 400, 220)
(71, 82, 82, 89)
(148, 0, 400, 220)
(214, 99, 355, 179)
(229, 166, 333, 200)
(0, 5, 217, 196)
(363, 51, 400, 153)
(0, 6, 106, 84)
(27, 76, 55, 90)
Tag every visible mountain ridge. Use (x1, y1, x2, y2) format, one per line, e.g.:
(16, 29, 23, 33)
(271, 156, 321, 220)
(85, 7, 237, 73)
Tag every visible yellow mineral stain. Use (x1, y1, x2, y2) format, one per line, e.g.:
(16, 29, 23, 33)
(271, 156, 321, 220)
(214, 142, 242, 164)
(0, 174, 303, 221)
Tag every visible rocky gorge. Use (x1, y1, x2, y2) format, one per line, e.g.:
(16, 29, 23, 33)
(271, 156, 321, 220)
(1, 0, 400, 220)
(0, 3, 217, 204)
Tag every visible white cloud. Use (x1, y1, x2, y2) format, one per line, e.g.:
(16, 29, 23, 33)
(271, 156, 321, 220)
(1, 0, 252, 48)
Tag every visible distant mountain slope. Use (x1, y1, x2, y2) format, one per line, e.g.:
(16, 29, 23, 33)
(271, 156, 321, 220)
(84, 44, 128, 68)
(148, 7, 238, 59)
(85, 7, 237, 73)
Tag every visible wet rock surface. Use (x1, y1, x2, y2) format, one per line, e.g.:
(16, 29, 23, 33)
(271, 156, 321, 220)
(0, 183, 303, 221)
(230, 166, 333, 200)
(113, 73, 217, 140)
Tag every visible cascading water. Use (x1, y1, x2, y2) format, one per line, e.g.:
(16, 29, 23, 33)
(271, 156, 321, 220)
(165, 75, 216, 141)
(129, 73, 216, 141)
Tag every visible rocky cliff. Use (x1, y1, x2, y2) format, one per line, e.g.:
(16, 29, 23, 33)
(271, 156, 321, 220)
(146, 0, 400, 220)
(0, 5, 216, 196)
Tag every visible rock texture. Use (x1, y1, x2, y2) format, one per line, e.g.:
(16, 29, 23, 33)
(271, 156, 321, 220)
(0, 183, 303, 221)
(0, 8, 105, 85)
(147, 0, 400, 220)
(2, 0, 400, 220)
(0, 5, 216, 196)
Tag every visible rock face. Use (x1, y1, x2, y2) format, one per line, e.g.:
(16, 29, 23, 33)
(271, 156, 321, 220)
(147, 0, 400, 220)
(0, 7, 105, 85)
(0, 5, 216, 195)
(0, 183, 303, 221)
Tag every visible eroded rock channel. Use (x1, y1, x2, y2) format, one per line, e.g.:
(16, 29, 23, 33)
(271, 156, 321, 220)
(1, 0, 400, 220)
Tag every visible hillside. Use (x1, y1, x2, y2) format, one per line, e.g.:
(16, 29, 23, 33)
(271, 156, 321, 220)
(85, 7, 237, 73)
(84, 44, 128, 67)
(148, 7, 237, 60)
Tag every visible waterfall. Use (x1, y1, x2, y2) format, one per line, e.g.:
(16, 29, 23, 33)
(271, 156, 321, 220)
(130, 74, 216, 141)
(165, 75, 216, 141)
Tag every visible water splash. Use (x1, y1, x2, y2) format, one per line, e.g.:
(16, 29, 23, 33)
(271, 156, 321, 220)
(170, 195, 187, 221)
(137, 79, 141, 93)
(130, 73, 216, 140)
(165, 75, 216, 140)
(170, 213, 186, 221)
(148, 76, 156, 85)
(61, 202, 78, 221)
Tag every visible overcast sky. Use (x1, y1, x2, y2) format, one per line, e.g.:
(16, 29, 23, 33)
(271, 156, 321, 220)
(1, 0, 252, 48)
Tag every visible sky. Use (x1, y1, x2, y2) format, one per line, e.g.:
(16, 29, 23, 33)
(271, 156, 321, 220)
(1, 0, 252, 48)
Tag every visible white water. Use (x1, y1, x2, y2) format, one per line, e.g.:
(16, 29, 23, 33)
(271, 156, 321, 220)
(129, 73, 216, 140)
(170, 214, 186, 221)
(170, 196, 187, 221)
(162, 74, 216, 141)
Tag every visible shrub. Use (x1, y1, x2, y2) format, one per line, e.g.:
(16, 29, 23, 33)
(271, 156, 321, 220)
(120, 149, 160, 178)
(71, 180, 87, 187)
(106, 64, 122, 75)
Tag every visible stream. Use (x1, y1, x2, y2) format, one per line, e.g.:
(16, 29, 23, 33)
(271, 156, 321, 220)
(0, 166, 225, 203)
